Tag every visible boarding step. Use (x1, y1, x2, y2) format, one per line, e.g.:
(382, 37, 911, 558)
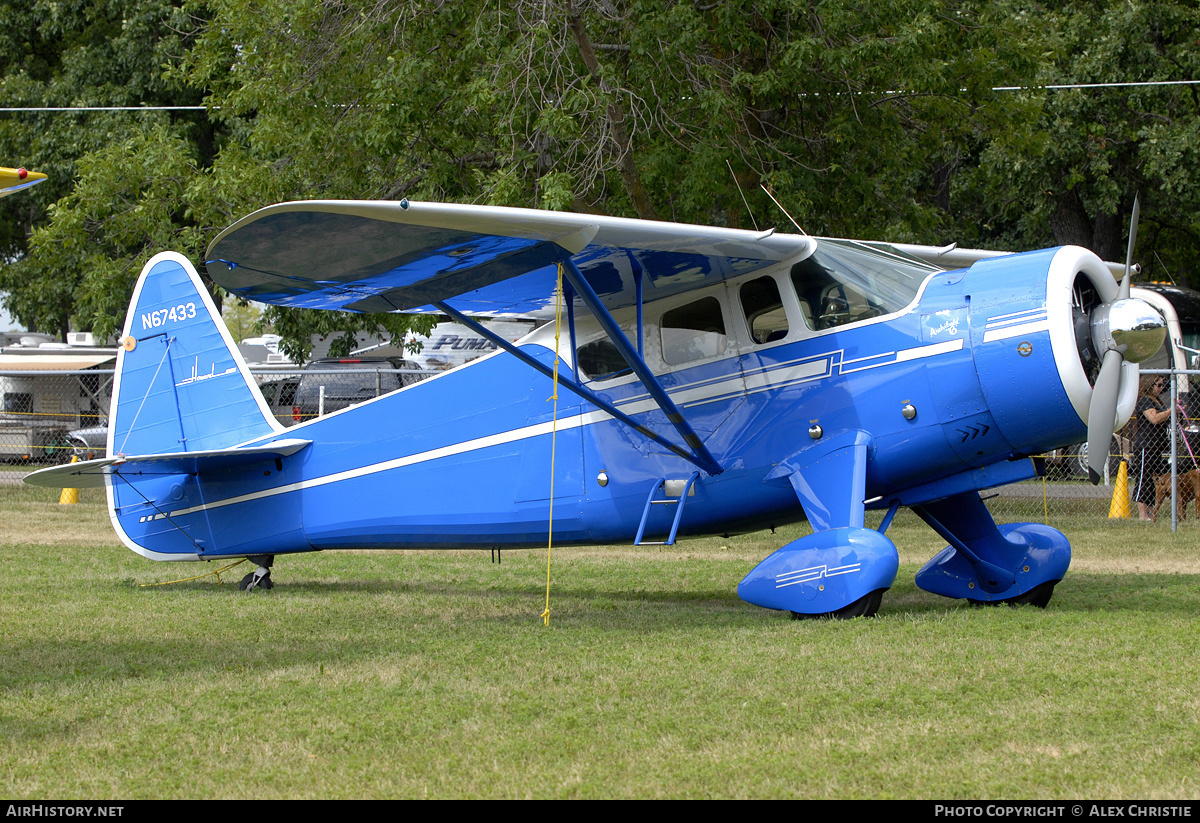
(633, 472, 700, 546)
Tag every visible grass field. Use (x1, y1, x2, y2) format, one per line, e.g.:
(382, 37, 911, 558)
(2, 485, 1199, 799)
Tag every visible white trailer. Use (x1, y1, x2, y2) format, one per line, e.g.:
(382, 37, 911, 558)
(0, 348, 116, 462)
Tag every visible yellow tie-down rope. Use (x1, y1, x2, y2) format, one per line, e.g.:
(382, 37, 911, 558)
(541, 263, 566, 627)
(139, 558, 248, 587)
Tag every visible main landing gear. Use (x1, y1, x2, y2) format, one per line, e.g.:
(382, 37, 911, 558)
(739, 490, 1071, 619)
(239, 554, 275, 591)
(912, 494, 1069, 609)
(738, 527, 901, 620)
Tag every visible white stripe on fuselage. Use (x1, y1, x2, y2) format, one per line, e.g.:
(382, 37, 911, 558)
(148, 335, 966, 520)
(982, 320, 1049, 343)
(981, 308, 1049, 343)
(985, 307, 1046, 326)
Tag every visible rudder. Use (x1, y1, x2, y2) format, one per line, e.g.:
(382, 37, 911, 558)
(109, 251, 281, 458)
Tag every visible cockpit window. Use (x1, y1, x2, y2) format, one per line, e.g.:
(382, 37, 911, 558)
(661, 296, 727, 365)
(791, 240, 934, 330)
(740, 276, 790, 343)
(577, 337, 633, 381)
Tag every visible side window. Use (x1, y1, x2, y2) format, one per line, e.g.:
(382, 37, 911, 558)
(740, 276, 789, 344)
(660, 296, 727, 366)
(791, 256, 830, 329)
(577, 338, 632, 381)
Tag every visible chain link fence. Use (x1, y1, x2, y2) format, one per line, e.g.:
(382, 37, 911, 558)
(5, 363, 1198, 536)
(972, 367, 1199, 531)
(0, 369, 112, 470)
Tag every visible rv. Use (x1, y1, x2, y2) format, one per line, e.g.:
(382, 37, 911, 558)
(0, 337, 116, 462)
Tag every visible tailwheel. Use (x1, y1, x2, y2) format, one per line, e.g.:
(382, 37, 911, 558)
(238, 554, 275, 591)
(791, 588, 886, 620)
(239, 568, 273, 591)
(969, 579, 1059, 609)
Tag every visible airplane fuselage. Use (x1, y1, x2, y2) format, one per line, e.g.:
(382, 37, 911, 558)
(110, 244, 1100, 561)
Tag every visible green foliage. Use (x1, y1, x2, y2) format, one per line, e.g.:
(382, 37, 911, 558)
(263, 305, 435, 364)
(2, 0, 1200, 346)
(956, 0, 1200, 278)
(220, 297, 262, 341)
(18, 124, 206, 340)
(183, 0, 1042, 236)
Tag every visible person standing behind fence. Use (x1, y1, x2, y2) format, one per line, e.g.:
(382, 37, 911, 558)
(1131, 374, 1171, 521)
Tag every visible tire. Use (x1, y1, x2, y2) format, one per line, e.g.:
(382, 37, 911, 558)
(790, 588, 885, 620)
(969, 579, 1058, 609)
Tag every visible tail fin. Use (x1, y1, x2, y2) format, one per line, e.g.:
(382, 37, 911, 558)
(100, 252, 303, 561)
(109, 251, 281, 458)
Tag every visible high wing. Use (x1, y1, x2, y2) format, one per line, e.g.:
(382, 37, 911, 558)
(207, 200, 1128, 479)
(208, 200, 1124, 318)
(205, 200, 817, 317)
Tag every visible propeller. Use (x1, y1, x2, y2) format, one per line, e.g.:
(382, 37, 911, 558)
(1085, 195, 1165, 484)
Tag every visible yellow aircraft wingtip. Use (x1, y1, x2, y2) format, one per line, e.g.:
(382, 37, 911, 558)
(0, 166, 47, 197)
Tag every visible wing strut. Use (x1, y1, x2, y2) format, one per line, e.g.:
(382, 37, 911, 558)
(627, 250, 645, 356)
(559, 258, 723, 475)
(431, 298, 722, 476)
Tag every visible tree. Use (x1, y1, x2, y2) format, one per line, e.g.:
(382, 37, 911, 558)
(0, 0, 216, 338)
(955, 0, 1200, 282)
(184, 0, 1040, 234)
(6, 0, 1199, 353)
(220, 296, 262, 341)
(0, 0, 434, 354)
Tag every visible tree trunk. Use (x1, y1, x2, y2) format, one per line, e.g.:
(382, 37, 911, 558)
(1048, 189, 1094, 249)
(1049, 189, 1127, 263)
(565, 3, 657, 221)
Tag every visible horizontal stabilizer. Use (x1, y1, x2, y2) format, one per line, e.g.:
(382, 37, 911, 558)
(23, 439, 311, 489)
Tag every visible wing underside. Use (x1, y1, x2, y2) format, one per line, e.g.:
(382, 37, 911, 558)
(204, 200, 814, 317)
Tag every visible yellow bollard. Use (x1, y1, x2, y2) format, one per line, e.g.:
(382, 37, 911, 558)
(1108, 459, 1130, 518)
(58, 455, 79, 505)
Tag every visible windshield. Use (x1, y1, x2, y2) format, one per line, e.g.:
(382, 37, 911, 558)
(791, 240, 936, 330)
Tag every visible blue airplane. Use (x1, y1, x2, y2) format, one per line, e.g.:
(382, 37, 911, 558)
(26, 200, 1166, 617)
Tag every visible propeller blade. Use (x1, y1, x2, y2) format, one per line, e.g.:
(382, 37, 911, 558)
(1120, 194, 1140, 300)
(1087, 348, 1125, 484)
